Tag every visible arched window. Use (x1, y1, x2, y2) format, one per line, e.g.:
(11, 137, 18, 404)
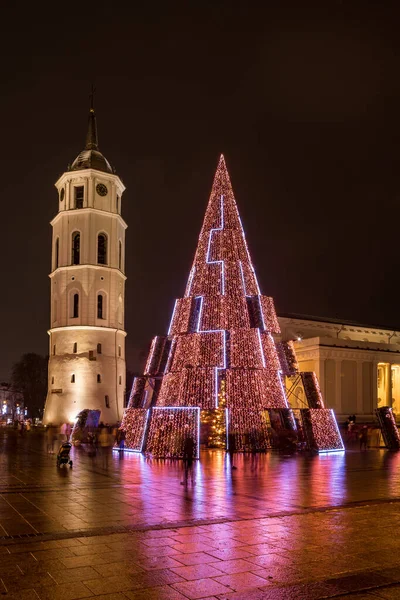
(97, 233, 107, 265)
(74, 186, 84, 209)
(97, 374, 101, 383)
(71, 374, 75, 383)
(105, 395, 110, 408)
(97, 294, 104, 319)
(71, 232, 80, 265)
(97, 343, 102, 354)
(73, 293, 79, 318)
(118, 240, 122, 270)
(55, 238, 59, 269)
(116, 195, 120, 214)
(73, 342, 77, 353)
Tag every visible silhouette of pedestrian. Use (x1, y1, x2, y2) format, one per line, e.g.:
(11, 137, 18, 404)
(181, 434, 195, 486)
(227, 432, 237, 469)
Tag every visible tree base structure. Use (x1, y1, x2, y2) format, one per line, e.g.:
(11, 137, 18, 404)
(119, 406, 344, 457)
(376, 407, 400, 450)
(122, 156, 343, 457)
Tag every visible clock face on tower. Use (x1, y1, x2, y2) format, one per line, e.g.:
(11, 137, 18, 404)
(96, 183, 108, 197)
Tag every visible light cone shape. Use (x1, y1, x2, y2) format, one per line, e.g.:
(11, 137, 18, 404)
(122, 156, 344, 455)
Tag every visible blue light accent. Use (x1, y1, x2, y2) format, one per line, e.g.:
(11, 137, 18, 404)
(186, 266, 196, 297)
(257, 328, 266, 368)
(206, 194, 225, 295)
(239, 261, 246, 294)
(225, 407, 229, 449)
(167, 300, 178, 335)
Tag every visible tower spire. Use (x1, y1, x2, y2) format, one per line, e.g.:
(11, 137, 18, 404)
(85, 84, 98, 150)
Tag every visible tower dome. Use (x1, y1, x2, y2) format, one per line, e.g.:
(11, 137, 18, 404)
(69, 106, 114, 174)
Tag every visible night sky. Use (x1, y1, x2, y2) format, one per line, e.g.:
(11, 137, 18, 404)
(1, 1, 399, 381)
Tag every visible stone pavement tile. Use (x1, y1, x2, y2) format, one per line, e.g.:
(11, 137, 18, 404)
(213, 571, 269, 591)
(83, 595, 127, 600)
(142, 537, 181, 547)
(172, 542, 216, 554)
(170, 563, 224, 580)
(237, 543, 279, 556)
(131, 569, 185, 588)
(258, 581, 348, 600)
(249, 565, 303, 584)
(206, 539, 249, 550)
(48, 566, 100, 584)
(245, 553, 292, 569)
(216, 589, 282, 600)
(56, 538, 84, 548)
(0, 551, 36, 568)
(0, 590, 40, 600)
(2, 572, 54, 591)
(33, 581, 93, 600)
(19, 558, 65, 574)
(84, 569, 184, 595)
(205, 548, 255, 561)
(172, 578, 232, 599)
(173, 527, 209, 535)
(208, 559, 258, 575)
(61, 553, 118, 568)
(140, 529, 179, 538)
(82, 575, 140, 595)
(333, 572, 393, 593)
(370, 585, 400, 598)
(325, 596, 378, 600)
(32, 548, 76, 561)
(7, 540, 63, 553)
(134, 555, 186, 571)
(140, 545, 180, 558)
(174, 552, 222, 566)
(91, 561, 144, 578)
(71, 544, 115, 556)
(124, 585, 190, 599)
(375, 567, 400, 583)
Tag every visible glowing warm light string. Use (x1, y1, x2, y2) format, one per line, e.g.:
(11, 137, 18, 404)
(122, 155, 343, 456)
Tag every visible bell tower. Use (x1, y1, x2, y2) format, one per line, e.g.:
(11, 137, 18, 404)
(43, 100, 127, 425)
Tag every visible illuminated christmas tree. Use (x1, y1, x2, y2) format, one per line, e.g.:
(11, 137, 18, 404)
(122, 156, 343, 456)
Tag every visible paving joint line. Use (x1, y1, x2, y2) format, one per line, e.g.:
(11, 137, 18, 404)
(1, 496, 400, 546)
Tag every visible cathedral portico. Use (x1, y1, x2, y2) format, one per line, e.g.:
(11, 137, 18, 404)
(280, 316, 400, 422)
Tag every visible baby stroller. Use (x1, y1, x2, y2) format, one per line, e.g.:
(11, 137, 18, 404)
(57, 442, 73, 468)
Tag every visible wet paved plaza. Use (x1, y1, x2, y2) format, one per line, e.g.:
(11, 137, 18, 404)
(2, 431, 400, 598)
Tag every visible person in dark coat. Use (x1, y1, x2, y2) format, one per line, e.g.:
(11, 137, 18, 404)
(227, 432, 237, 469)
(181, 434, 195, 486)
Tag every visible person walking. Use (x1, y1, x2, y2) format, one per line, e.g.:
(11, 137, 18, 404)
(181, 434, 195, 486)
(227, 432, 237, 469)
(46, 425, 55, 454)
(98, 426, 113, 469)
(359, 425, 368, 451)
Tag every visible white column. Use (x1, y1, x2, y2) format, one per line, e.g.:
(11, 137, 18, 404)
(335, 358, 342, 413)
(318, 357, 325, 401)
(356, 361, 363, 415)
(386, 363, 393, 407)
(372, 361, 378, 411)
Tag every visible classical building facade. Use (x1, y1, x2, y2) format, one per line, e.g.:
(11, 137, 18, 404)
(279, 314, 400, 422)
(43, 105, 127, 425)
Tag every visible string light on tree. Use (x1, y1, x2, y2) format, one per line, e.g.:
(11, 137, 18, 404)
(120, 155, 343, 456)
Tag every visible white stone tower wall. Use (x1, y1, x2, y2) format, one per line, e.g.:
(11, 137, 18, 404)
(44, 160, 127, 425)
